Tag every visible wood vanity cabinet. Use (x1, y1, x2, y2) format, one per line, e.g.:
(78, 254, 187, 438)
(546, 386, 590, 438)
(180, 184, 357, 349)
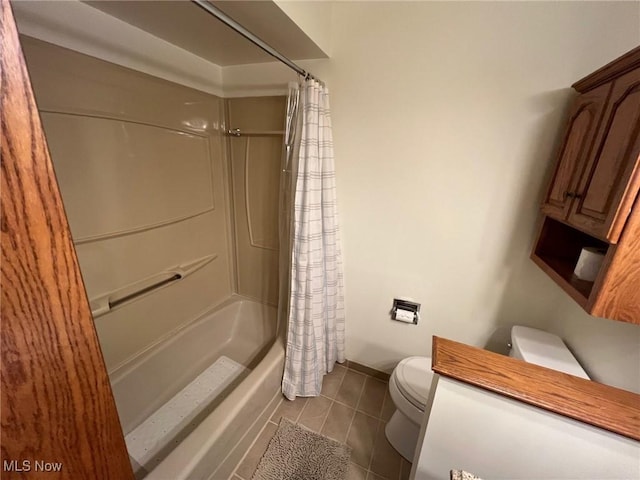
(532, 46, 640, 325)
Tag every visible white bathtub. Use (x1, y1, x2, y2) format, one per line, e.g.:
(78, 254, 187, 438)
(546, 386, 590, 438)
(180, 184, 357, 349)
(109, 296, 284, 480)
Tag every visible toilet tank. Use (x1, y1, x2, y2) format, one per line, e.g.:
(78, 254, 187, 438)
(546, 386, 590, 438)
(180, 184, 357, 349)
(509, 326, 589, 379)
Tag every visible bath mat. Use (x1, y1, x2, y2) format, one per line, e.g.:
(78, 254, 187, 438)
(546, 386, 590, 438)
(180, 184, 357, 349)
(126, 355, 249, 470)
(252, 418, 351, 480)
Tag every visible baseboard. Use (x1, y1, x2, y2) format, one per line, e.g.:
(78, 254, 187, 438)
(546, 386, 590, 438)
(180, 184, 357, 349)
(345, 360, 390, 382)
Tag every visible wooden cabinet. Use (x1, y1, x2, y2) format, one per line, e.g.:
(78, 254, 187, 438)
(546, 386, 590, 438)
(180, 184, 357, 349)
(542, 84, 611, 222)
(542, 68, 640, 243)
(533, 46, 640, 324)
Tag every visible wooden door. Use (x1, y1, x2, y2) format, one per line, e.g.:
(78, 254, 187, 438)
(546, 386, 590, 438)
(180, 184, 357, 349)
(542, 83, 611, 221)
(568, 68, 640, 243)
(0, 1, 133, 478)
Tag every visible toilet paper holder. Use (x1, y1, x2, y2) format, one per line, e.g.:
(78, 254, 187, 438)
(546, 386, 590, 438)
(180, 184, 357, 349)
(391, 298, 420, 324)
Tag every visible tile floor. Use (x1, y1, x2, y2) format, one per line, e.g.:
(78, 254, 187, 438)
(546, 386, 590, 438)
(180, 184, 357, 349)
(230, 364, 411, 480)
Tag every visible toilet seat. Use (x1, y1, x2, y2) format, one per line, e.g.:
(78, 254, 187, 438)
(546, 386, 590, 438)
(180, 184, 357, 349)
(390, 357, 433, 423)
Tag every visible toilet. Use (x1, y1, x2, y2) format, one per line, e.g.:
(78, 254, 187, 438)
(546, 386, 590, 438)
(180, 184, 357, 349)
(385, 356, 433, 461)
(385, 325, 590, 461)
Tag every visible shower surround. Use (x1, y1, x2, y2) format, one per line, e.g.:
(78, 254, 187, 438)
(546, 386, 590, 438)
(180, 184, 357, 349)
(22, 35, 287, 479)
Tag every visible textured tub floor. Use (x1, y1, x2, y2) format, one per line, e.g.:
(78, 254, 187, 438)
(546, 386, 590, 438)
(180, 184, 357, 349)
(229, 363, 412, 480)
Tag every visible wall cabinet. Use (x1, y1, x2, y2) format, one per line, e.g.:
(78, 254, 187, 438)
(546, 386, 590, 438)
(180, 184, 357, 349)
(533, 46, 640, 324)
(542, 68, 640, 243)
(542, 84, 611, 223)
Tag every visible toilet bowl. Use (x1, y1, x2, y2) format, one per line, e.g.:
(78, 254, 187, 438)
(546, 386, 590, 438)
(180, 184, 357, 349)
(385, 326, 590, 462)
(385, 356, 433, 461)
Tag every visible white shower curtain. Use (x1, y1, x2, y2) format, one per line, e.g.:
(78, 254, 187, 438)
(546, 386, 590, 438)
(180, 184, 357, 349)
(281, 79, 346, 400)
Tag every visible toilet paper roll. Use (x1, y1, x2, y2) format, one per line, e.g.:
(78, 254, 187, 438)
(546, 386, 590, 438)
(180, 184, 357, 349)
(574, 247, 606, 281)
(394, 308, 415, 323)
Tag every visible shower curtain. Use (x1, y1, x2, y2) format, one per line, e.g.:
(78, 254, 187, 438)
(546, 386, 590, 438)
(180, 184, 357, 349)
(281, 78, 346, 400)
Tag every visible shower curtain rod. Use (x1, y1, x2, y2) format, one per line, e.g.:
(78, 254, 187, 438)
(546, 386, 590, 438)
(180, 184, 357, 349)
(192, 0, 322, 83)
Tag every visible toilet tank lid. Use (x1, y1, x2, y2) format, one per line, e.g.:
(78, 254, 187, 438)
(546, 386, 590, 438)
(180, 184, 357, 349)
(395, 356, 433, 407)
(511, 326, 589, 380)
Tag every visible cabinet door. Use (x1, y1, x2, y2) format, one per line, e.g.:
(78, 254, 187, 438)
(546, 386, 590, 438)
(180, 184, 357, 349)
(568, 68, 640, 243)
(542, 84, 611, 221)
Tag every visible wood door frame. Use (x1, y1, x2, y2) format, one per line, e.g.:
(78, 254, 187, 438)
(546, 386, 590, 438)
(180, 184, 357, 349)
(1, 1, 133, 478)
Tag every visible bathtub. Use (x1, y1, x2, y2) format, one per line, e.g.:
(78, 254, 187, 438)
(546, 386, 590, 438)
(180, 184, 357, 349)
(109, 296, 285, 480)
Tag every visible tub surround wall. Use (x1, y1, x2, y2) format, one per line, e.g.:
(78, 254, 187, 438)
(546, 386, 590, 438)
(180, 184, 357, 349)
(227, 97, 286, 306)
(22, 36, 234, 371)
(22, 36, 287, 480)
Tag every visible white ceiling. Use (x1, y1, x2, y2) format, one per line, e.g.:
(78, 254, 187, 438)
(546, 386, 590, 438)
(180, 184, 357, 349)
(82, 0, 328, 66)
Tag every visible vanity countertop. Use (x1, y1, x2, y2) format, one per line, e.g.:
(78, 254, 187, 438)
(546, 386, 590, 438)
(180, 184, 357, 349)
(432, 336, 640, 441)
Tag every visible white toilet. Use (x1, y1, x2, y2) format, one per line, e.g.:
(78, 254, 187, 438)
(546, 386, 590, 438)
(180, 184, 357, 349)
(386, 356, 433, 461)
(385, 325, 590, 461)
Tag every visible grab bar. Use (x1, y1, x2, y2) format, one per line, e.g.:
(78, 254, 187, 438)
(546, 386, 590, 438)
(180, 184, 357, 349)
(108, 273, 181, 309)
(227, 128, 284, 137)
(89, 254, 217, 318)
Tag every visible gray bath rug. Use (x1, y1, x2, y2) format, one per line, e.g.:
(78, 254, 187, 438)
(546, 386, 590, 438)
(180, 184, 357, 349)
(251, 418, 351, 480)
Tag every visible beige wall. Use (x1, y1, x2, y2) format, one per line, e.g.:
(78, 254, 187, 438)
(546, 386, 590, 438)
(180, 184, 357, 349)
(275, 1, 333, 56)
(543, 299, 640, 392)
(22, 37, 234, 372)
(227, 96, 287, 306)
(323, 2, 640, 391)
